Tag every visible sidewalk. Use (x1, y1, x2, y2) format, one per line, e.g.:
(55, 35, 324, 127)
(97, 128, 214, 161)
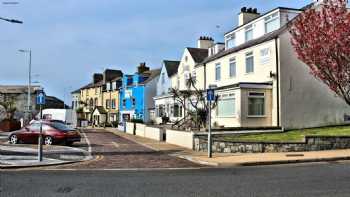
(0, 131, 93, 169)
(106, 128, 350, 167)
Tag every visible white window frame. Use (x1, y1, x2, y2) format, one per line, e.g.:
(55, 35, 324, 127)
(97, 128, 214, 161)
(229, 58, 236, 78)
(260, 48, 271, 64)
(245, 25, 253, 42)
(215, 63, 221, 81)
(216, 92, 236, 118)
(247, 92, 266, 117)
(226, 33, 236, 49)
(264, 12, 280, 33)
(245, 52, 254, 74)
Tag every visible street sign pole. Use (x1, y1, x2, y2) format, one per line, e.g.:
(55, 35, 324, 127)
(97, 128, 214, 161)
(208, 99, 212, 158)
(206, 87, 216, 158)
(38, 104, 43, 162)
(36, 89, 45, 162)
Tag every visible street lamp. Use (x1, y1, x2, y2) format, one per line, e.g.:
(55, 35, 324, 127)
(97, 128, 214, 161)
(19, 49, 32, 123)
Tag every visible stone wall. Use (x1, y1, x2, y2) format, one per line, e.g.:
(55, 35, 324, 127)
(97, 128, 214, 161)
(194, 135, 350, 153)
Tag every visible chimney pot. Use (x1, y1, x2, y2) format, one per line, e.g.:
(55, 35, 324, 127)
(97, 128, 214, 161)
(247, 7, 253, 13)
(241, 7, 247, 12)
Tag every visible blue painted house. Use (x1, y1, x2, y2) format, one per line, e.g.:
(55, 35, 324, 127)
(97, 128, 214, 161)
(119, 63, 161, 123)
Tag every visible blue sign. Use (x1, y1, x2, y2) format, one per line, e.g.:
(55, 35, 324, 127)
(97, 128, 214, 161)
(207, 89, 215, 101)
(36, 90, 46, 105)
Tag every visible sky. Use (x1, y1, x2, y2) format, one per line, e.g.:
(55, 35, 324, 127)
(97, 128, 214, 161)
(0, 0, 309, 105)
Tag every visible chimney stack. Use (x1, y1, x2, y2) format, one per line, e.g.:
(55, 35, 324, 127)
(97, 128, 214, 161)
(93, 73, 103, 84)
(137, 62, 150, 74)
(238, 7, 260, 26)
(197, 36, 214, 49)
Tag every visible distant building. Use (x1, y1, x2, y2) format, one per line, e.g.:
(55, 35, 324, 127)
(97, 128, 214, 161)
(119, 63, 161, 123)
(0, 85, 41, 121)
(71, 89, 81, 110)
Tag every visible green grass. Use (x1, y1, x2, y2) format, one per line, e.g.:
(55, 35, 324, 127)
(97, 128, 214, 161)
(220, 125, 350, 143)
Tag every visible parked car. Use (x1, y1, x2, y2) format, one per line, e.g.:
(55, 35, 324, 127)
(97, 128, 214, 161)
(8, 121, 81, 146)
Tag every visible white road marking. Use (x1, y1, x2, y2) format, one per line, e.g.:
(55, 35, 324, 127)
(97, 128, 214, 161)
(81, 130, 93, 161)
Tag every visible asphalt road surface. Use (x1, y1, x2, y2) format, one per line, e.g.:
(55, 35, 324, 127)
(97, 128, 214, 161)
(2, 162, 350, 197)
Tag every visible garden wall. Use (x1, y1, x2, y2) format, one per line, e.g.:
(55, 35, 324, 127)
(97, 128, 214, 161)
(135, 123, 146, 137)
(166, 129, 194, 149)
(125, 122, 134, 135)
(194, 135, 350, 153)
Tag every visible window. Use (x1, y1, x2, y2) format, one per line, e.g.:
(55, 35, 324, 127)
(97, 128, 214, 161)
(192, 71, 196, 84)
(245, 52, 254, 73)
(229, 58, 236, 78)
(173, 104, 180, 117)
(260, 48, 271, 64)
(265, 12, 279, 33)
(122, 99, 126, 108)
(215, 63, 221, 81)
(248, 92, 265, 116)
(112, 82, 117, 90)
(217, 93, 236, 117)
(161, 73, 165, 84)
(106, 83, 111, 91)
(111, 99, 116, 109)
(158, 105, 165, 117)
(106, 99, 110, 109)
(245, 25, 253, 42)
(94, 98, 98, 106)
(226, 34, 236, 49)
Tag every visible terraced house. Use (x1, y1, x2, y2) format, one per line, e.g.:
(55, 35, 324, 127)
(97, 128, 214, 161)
(78, 69, 122, 126)
(119, 63, 160, 123)
(194, 1, 350, 130)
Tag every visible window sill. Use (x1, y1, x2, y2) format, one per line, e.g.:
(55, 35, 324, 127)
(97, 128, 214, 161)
(247, 115, 267, 118)
(245, 72, 254, 75)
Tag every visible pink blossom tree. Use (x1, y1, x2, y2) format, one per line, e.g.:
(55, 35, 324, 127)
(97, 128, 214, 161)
(289, 0, 350, 105)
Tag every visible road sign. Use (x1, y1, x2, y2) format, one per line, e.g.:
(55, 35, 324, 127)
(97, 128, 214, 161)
(36, 90, 46, 105)
(207, 89, 215, 101)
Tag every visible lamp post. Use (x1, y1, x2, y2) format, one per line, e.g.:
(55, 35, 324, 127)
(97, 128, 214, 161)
(19, 49, 32, 124)
(0, 16, 22, 24)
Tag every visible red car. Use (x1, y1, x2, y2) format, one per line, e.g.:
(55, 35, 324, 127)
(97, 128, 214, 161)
(8, 121, 81, 146)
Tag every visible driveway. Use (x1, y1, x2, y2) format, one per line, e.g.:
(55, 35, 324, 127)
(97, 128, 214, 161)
(56, 129, 201, 169)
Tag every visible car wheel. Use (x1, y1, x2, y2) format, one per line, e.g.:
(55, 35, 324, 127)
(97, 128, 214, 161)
(9, 135, 18, 144)
(44, 136, 53, 145)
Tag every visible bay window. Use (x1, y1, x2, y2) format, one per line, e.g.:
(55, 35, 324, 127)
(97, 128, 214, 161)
(217, 93, 236, 117)
(248, 92, 265, 116)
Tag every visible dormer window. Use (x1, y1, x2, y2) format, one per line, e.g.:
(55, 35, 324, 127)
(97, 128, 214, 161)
(245, 25, 253, 42)
(226, 33, 236, 49)
(265, 12, 279, 33)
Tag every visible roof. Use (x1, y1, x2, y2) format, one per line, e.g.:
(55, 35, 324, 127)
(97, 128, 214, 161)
(163, 60, 180, 77)
(186, 48, 209, 63)
(225, 7, 302, 35)
(111, 76, 123, 82)
(197, 25, 288, 67)
(0, 85, 41, 94)
(93, 106, 107, 114)
(139, 69, 161, 85)
(71, 89, 81, 94)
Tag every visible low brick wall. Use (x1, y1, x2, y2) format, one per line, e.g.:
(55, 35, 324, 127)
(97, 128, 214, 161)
(194, 135, 350, 153)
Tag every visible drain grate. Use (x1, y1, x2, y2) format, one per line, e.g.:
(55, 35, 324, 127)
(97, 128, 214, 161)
(286, 153, 304, 157)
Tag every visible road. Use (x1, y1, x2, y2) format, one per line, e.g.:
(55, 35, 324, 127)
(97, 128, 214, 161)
(1, 162, 350, 197)
(57, 129, 200, 169)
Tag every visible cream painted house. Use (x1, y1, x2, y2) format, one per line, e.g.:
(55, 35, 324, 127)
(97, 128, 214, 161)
(195, 3, 350, 130)
(153, 39, 210, 124)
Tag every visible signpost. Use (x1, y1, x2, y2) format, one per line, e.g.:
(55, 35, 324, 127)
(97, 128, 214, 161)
(36, 89, 46, 162)
(206, 85, 216, 158)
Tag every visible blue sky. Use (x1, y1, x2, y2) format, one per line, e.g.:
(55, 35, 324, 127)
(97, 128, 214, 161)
(0, 0, 309, 104)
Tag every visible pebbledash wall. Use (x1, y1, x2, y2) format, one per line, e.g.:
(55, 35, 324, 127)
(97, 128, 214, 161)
(194, 135, 350, 153)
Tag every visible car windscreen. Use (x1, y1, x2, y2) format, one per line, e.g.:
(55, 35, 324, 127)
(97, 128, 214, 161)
(51, 122, 73, 132)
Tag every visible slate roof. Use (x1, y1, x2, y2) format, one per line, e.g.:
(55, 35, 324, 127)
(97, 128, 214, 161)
(71, 89, 81, 94)
(224, 7, 303, 35)
(187, 48, 209, 63)
(163, 60, 180, 77)
(139, 69, 161, 85)
(0, 85, 41, 94)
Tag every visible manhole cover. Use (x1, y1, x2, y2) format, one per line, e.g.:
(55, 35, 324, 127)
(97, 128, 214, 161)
(56, 186, 74, 193)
